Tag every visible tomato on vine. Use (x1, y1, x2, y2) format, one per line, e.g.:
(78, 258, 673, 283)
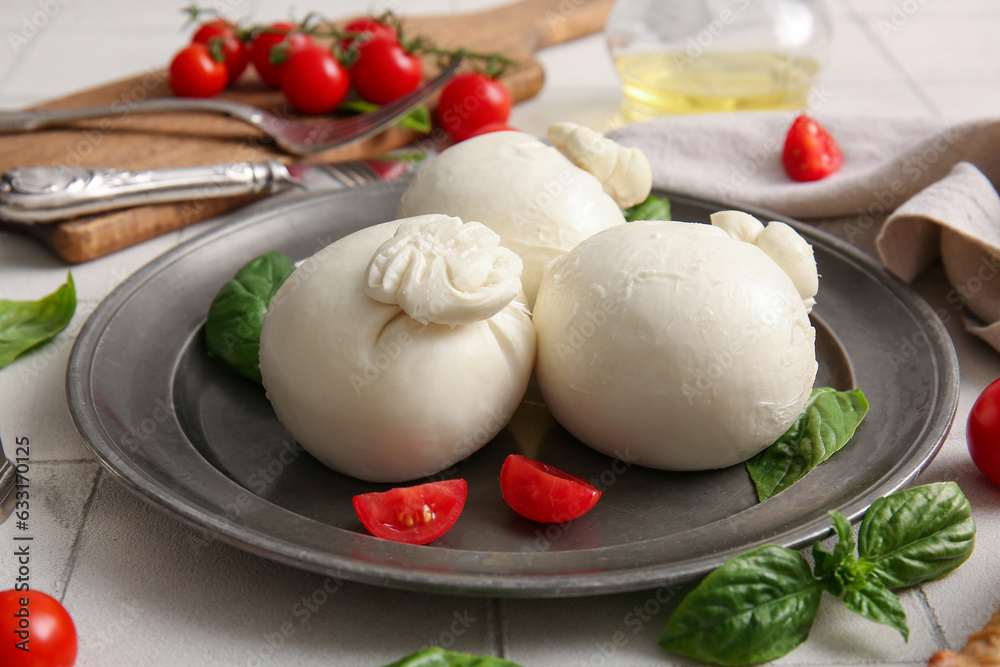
(437, 71, 512, 142)
(0, 589, 77, 667)
(280, 45, 350, 115)
(169, 43, 228, 98)
(191, 18, 248, 83)
(340, 16, 398, 52)
(349, 37, 423, 105)
(249, 22, 313, 88)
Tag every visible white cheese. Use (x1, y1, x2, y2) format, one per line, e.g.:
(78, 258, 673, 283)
(532, 220, 818, 471)
(260, 214, 536, 483)
(547, 122, 652, 209)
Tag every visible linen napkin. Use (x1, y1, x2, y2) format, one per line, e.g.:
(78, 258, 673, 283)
(609, 113, 1000, 353)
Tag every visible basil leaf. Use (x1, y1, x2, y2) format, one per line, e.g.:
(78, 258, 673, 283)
(623, 194, 671, 222)
(858, 482, 976, 589)
(812, 511, 857, 594)
(747, 387, 869, 502)
(660, 544, 822, 665)
(0, 272, 76, 369)
(841, 579, 909, 641)
(381, 647, 523, 667)
(339, 100, 432, 134)
(204, 252, 296, 384)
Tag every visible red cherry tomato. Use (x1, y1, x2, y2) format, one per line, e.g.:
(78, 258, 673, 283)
(349, 37, 423, 105)
(0, 589, 77, 667)
(191, 19, 248, 83)
(500, 454, 601, 523)
(437, 72, 512, 142)
(353, 479, 467, 545)
(280, 45, 350, 115)
(341, 17, 398, 52)
(782, 114, 843, 182)
(249, 22, 313, 88)
(968, 377, 1000, 485)
(169, 43, 228, 98)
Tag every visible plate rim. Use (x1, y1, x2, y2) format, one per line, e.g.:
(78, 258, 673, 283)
(65, 186, 960, 597)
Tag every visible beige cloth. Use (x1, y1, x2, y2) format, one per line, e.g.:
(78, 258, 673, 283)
(609, 113, 1000, 352)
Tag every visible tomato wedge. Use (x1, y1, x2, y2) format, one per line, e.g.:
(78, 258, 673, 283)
(500, 455, 601, 523)
(353, 479, 467, 545)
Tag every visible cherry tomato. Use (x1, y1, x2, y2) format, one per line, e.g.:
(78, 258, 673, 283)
(169, 43, 228, 98)
(353, 479, 467, 545)
(968, 377, 1000, 485)
(0, 589, 77, 667)
(437, 72, 512, 142)
(280, 45, 350, 115)
(500, 455, 601, 523)
(340, 17, 398, 53)
(249, 22, 313, 88)
(782, 114, 843, 182)
(191, 19, 248, 83)
(350, 37, 423, 105)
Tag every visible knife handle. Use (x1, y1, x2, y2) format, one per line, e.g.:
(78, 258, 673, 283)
(0, 161, 293, 223)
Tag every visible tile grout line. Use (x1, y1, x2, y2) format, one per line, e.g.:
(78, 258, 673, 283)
(913, 584, 951, 652)
(55, 466, 103, 603)
(838, 1, 942, 116)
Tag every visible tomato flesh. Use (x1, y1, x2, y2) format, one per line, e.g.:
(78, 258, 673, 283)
(782, 114, 843, 182)
(500, 455, 601, 523)
(0, 589, 77, 667)
(968, 377, 1000, 485)
(353, 479, 467, 545)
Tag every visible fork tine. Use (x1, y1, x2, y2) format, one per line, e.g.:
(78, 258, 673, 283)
(288, 56, 463, 153)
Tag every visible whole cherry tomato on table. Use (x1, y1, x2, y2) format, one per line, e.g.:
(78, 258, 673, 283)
(353, 479, 467, 545)
(349, 37, 423, 105)
(279, 45, 350, 115)
(249, 22, 313, 88)
(0, 589, 77, 667)
(191, 18, 248, 83)
(437, 71, 513, 142)
(968, 377, 1000, 485)
(781, 114, 844, 182)
(169, 42, 228, 98)
(500, 454, 601, 523)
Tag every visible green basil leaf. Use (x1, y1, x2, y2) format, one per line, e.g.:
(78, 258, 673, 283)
(858, 482, 976, 589)
(841, 578, 909, 641)
(339, 100, 432, 134)
(204, 252, 296, 384)
(380, 647, 523, 667)
(660, 544, 822, 665)
(0, 272, 76, 369)
(623, 194, 671, 222)
(746, 387, 869, 502)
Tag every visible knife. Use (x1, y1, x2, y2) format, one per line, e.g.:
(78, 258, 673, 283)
(0, 155, 427, 224)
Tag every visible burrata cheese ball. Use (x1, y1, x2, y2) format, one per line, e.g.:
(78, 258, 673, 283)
(397, 123, 651, 306)
(532, 214, 819, 471)
(260, 214, 536, 483)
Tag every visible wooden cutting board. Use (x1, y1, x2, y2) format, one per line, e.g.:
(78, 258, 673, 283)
(0, 0, 615, 263)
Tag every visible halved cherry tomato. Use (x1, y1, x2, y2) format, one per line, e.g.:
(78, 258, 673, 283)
(280, 45, 350, 115)
(968, 377, 1000, 485)
(350, 37, 423, 105)
(782, 114, 843, 182)
(191, 18, 248, 83)
(437, 71, 512, 142)
(169, 43, 228, 98)
(249, 22, 313, 88)
(0, 589, 77, 667)
(353, 479, 467, 545)
(340, 16, 399, 53)
(500, 454, 601, 523)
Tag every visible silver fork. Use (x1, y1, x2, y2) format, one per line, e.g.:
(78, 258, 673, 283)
(0, 57, 461, 156)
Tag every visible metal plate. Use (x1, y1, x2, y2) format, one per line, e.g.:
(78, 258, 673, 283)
(66, 185, 959, 597)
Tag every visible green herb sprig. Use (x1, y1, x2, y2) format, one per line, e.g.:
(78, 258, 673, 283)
(660, 481, 976, 665)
